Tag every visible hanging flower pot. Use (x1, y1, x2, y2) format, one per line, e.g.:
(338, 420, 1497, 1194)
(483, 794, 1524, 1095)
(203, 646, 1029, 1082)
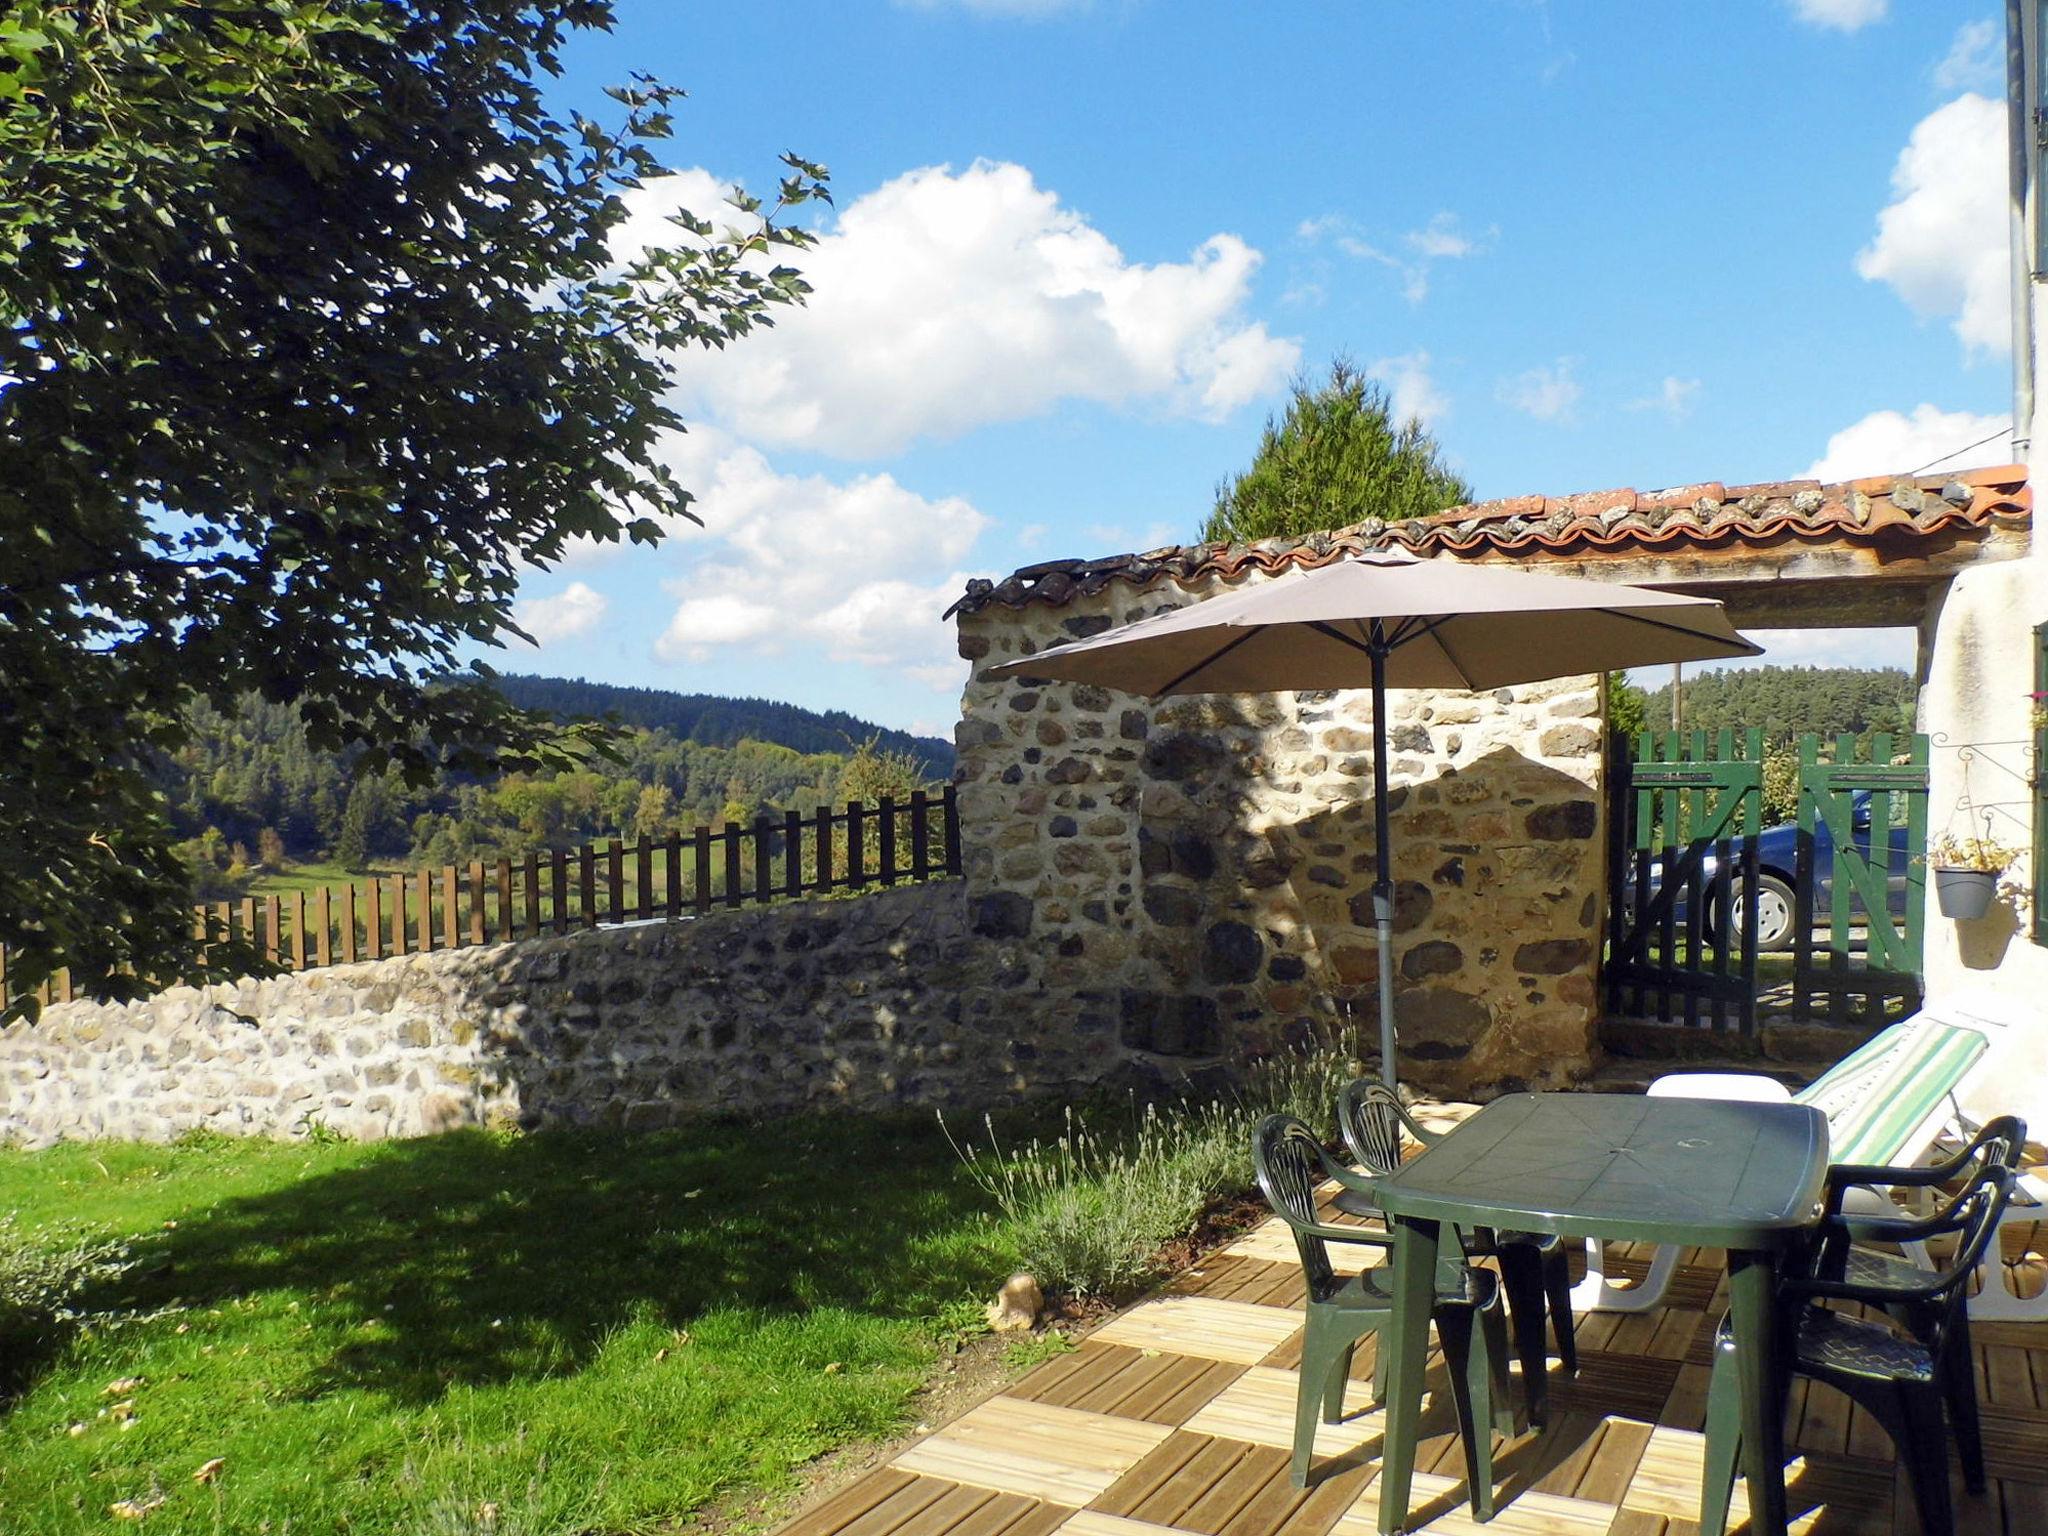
(1934, 866, 1999, 920)
(1929, 831, 2020, 921)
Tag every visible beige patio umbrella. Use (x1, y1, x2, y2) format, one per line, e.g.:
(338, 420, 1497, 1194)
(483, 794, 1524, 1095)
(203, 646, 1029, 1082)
(984, 549, 1762, 1087)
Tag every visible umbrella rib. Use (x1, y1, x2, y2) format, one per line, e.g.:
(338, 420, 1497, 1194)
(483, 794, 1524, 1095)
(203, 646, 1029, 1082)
(1417, 617, 1477, 689)
(1156, 626, 1263, 695)
(1307, 619, 1383, 660)
(1354, 613, 1469, 683)
(1385, 615, 1435, 649)
(1593, 607, 1763, 652)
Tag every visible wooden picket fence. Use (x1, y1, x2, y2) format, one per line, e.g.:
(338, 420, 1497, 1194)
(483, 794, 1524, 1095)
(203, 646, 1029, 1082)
(8, 788, 960, 1009)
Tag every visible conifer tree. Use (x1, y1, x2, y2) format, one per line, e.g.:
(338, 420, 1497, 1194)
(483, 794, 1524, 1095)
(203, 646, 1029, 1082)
(1201, 360, 1471, 544)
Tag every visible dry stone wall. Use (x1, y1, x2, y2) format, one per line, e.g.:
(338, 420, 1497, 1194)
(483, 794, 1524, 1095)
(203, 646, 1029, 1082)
(1, 882, 1103, 1147)
(954, 566, 1610, 1098)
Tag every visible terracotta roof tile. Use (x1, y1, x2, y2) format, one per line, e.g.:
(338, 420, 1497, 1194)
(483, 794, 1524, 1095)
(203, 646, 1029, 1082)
(945, 463, 2032, 618)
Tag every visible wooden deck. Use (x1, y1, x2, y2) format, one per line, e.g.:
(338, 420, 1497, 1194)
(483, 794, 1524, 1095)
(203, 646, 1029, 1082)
(778, 1184, 2048, 1535)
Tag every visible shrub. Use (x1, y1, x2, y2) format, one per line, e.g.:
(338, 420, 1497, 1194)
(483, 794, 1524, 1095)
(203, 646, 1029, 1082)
(0, 1215, 137, 1389)
(1760, 745, 1799, 826)
(949, 1038, 1364, 1299)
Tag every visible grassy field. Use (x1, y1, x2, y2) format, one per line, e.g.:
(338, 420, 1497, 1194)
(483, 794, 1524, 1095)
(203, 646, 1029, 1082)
(235, 859, 785, 939)
(242, 860, 396, 899)
(0, 1117, 1008, 1536)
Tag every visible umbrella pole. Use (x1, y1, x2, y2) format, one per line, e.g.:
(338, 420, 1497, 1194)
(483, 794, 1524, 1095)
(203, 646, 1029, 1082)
(1370, 640, 1398, 1091)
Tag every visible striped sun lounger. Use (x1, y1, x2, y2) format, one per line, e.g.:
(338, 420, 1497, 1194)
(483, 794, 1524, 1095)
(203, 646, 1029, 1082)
(1795, 1014, 1989, 1166)
(1573, 1011, 1992, 1313)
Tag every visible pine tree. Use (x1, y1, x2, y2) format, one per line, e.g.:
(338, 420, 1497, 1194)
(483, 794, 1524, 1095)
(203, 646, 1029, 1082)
(1202, 360, 1472, 544)
(334, 783, 375, 872)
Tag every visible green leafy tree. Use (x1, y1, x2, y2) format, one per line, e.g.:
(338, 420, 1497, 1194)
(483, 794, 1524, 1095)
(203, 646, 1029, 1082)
(1201, 360, 1472, 544)
(837, 735, 932, 805)
(1760, 746, 1801, 826)
(631, 782, 677, 840)
(834, 734, 942, 883)
(0, 2, 827, 1015)
(1605, 673, 1649, 743)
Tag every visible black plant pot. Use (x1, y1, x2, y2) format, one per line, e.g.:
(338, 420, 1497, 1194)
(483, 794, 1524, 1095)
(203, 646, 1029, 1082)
(1934, 867, 2000, 920)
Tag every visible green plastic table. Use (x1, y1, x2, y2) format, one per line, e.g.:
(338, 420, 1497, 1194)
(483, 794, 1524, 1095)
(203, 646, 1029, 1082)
(1369, 1093, 1828, 1536)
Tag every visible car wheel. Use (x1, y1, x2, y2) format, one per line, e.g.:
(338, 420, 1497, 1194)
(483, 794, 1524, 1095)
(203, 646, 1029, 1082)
(1723, 873, 1797, 952)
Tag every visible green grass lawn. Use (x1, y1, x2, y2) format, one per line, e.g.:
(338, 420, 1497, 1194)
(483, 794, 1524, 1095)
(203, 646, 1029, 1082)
(239, 860, 697, 939)
(0, 1118, 1009, 1536)
(242, 859, 396, 899)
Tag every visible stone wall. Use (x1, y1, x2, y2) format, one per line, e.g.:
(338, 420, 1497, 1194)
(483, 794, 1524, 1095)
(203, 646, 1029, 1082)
(1, 882, 1104, 1147)
(6, 566, 1614, 1146)
(954, 566, 1609, 1097)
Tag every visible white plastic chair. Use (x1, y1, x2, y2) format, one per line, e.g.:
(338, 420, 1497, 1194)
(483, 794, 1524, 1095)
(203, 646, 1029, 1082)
(1575, 1008, 1995, 1313)
(1931, 999, 2048, 1320)
(1570, 1072, 1790, 1313)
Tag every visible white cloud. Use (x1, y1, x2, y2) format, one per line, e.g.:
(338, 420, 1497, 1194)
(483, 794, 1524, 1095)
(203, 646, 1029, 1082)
(605, 167, 747, 267)
(646, 429, 991, 688)
(657, 592, 781, 652)
(1298, 212, 1486, 303)
(512, 581, 608, 647)
(1357, 246, 1429, 306)
(650, 160, 1297, 458)
(1857, 92, 2009, 357)
(1368, 350, 1450, 430)
(1934, 19, 2001, 93)
(906, 667, 969, 700)
(1630, 625, 1916, 685)
(1406, 213, 1476, 260)
(1789, 0, 1887, 33)
(1497, 358, 1581, 423)
(1739, 628, 1914, 669)
(1802, 402, 2012, 481)
(1627, 375, 1701, 422)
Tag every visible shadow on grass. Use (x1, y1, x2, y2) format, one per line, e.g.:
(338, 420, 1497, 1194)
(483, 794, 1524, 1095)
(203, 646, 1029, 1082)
(125, 1113, 1005, 1406)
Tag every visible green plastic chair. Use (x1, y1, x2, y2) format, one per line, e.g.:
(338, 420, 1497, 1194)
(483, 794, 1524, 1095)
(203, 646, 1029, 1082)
(1251, 1113, 1516, 1507)
(1807, 1114, 2027, 1499)
(1333, 1078, 1576, 1426)
(1699, 1161, 2016, 1536)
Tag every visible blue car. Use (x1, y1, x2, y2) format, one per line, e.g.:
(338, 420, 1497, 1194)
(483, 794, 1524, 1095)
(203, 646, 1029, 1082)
(1635, 791, 1912, 951)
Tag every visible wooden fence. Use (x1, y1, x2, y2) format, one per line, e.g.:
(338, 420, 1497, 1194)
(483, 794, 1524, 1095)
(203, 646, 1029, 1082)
(1603, 728, 1765, 1034)
(1787, 731, 1928, 1029)
(7, 788, 961, 1008)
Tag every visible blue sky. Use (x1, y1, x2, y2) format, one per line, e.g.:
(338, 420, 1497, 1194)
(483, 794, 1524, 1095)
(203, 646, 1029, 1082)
(505, 0, 2011, 733)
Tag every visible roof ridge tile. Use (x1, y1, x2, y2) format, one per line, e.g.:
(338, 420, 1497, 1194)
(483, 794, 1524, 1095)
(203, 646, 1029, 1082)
(946, 462, 2033, 616)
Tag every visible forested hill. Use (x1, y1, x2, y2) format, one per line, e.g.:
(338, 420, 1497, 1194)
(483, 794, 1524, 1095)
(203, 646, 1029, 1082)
(1641, 665, 1915, 742)
(158, 682, 955, 900)
(492, 674, 954, 779)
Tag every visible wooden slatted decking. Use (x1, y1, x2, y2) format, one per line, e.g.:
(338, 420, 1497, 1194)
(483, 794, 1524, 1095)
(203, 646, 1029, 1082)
(776, 1160, 2048, 1536)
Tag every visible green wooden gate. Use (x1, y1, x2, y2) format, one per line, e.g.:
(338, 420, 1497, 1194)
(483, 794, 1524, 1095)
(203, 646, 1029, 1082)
(1604, 729, 1765, 1034)
(1789, 732, 1928, 1028)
